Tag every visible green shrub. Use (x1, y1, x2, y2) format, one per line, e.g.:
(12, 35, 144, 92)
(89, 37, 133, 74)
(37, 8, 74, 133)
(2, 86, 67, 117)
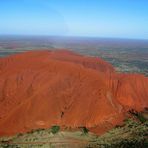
(51, 125, 60, 134)
(81, 127, 89, 135)
(129, 109, 147, 123)
(137, 113, 147, 123)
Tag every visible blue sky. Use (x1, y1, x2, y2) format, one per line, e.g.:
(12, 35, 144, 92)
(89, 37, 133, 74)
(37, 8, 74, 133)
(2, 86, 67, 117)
(0, 0, 148, 39)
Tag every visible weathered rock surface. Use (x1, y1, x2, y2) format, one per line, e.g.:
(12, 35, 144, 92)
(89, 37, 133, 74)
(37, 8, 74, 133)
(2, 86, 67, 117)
(0, 50, 147, 136)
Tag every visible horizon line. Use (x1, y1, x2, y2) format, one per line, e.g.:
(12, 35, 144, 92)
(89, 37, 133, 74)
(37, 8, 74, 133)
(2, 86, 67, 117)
(0, 34, 148, 41)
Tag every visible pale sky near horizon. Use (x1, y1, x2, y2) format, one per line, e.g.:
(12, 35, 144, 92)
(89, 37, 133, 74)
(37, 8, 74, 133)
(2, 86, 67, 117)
(0, 0, 148, 39)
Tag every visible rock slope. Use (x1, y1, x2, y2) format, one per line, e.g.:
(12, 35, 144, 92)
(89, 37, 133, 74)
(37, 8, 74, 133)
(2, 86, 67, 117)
(0, 50, 147, 136)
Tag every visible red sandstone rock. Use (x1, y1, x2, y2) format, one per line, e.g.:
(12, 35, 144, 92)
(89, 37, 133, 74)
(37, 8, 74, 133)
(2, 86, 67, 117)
(0, 50, 147, 136)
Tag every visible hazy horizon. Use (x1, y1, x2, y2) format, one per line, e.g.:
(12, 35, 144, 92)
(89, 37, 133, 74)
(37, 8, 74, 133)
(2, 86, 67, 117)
(0, 35, 148, 41)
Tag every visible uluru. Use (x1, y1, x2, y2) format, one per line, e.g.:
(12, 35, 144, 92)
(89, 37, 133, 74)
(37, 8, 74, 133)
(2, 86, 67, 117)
(0, 50, 147, 136)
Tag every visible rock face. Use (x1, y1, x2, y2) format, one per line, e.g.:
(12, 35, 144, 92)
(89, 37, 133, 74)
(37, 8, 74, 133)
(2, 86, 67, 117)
(0, 50, 147, 136)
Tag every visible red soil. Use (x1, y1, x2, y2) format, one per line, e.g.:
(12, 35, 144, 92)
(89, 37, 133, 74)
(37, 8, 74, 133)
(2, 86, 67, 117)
(0, 50, 147, 136)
